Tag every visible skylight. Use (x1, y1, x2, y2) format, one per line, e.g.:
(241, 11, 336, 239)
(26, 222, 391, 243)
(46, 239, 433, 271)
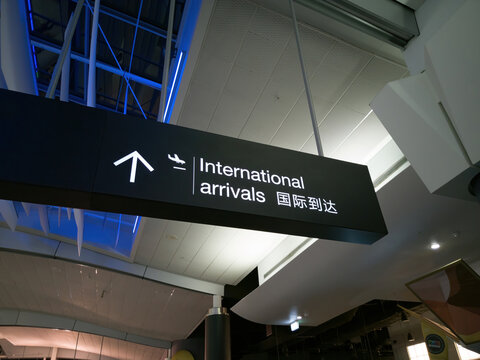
(12, 202, 139, 257)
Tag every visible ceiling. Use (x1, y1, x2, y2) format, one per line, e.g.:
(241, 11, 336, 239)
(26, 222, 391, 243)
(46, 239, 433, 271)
(1, 0, 479, 358)
(30, 0, 185, 120)
(133, 0, 409, 287)
(232, 166, 480, 326)
(0, 251, 212, 342)
(0, 327, 167, 360)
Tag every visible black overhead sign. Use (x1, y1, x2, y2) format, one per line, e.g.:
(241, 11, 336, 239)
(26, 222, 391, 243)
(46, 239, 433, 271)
(0, 89, 387, 244)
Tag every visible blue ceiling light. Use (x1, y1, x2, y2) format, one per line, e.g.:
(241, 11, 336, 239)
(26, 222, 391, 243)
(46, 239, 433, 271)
(163, 51, 185, 123)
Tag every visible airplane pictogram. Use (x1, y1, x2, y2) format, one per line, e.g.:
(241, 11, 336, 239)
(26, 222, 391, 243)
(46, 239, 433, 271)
(168, 154, 185, 165)
(168, 153, 186, 171)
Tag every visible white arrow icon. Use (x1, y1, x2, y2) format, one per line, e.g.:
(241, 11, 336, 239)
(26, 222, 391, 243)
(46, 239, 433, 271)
(113, 151, 154, 183)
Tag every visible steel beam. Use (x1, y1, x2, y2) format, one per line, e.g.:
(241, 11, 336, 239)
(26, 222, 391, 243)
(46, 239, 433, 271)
(71, 0, 175, 41)
(31, 37, 162, 91)
(124, 0, 144, 115)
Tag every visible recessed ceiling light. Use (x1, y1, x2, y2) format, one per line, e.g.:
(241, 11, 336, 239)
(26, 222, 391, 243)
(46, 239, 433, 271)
(296, 315, 302, 320)
(430, 242, 440, 250)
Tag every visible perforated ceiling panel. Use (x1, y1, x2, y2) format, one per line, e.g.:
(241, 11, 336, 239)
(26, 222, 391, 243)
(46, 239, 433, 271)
(0, 252, 211, 341)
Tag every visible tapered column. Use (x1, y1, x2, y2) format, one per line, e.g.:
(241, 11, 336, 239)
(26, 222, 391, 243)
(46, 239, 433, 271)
(0, 0, 38, 94)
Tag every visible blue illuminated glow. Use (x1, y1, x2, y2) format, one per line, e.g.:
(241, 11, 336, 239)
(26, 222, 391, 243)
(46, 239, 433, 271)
(84, 0, 147, 119)
(26, 0, 38, 72)
(26, 0, 34, 29)
(10, 202, 140, 257)
(163, 51, 184, 123)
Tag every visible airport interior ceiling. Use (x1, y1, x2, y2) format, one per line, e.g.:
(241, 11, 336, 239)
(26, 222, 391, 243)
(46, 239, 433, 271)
(1, 0, 479, 359)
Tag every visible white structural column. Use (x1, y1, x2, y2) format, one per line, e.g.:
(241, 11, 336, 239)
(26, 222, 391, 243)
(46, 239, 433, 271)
(0, 200, 17, 231)
(87, 0, 101, 107)
(0, 0, 38, 232)
(37, 205, 50, 235)
(0, 0, 38, 95)
(51, 347, 58, 360)
(73, 208, 84, 256)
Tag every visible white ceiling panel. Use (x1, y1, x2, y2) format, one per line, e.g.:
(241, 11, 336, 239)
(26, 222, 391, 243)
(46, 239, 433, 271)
(190, 52, 233, 95)
(249, 5, 293, 46)
(332, 112, 391, 163)
(0, 252, 212, 341)
(320, 42, 372, 75)
(149, 221, 191, 269)
(134, 219, 168, 265)
(337, 77, 385, 115)
(235, 31, 285, 75)
(208, 63, 271, 136)
(358, 56, 408, 86)
(204, 0, 256, 63)
(309, 64, 361, 104)
(269, 46, 307, 89)
(182, 227, 235, 278)
(167, 223, 215, 274)
(208, 90, 259, 137)
(177, 82, 223, 131)
(295, 28, 336, 74)
(239, 78, 303, 143)
(270, 94, 333, 151)
(316, 105, 367, 155)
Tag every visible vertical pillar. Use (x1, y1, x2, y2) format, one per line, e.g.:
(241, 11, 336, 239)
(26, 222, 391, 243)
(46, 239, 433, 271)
(0, 0, 38, 95)
(60, 43, 71, 102)
(204, 296, 231, 360)
(87, 0, 100, 107)
(51, 347, 58, 360)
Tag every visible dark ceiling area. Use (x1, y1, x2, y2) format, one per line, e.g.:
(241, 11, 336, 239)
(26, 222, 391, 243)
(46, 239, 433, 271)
(29, 0, 185, 120)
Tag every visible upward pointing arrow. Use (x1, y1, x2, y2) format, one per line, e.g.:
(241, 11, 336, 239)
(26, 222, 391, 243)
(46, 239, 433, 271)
(113, 151, 154, 183)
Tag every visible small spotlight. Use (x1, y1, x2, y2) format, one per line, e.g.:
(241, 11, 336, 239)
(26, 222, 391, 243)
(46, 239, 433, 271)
(407, 332, 415, 342)
(290, 321, 299, 332)
(296, 315, 302, 320)
(430, 242, 440, 250)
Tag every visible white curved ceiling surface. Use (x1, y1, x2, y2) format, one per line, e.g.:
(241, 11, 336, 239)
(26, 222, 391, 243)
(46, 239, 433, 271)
(0, 252, 211, 341)
(232, 166, 480, 325)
